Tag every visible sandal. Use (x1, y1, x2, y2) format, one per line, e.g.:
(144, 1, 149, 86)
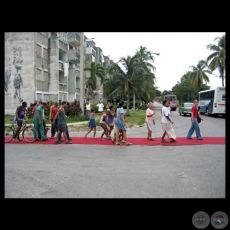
(115, 143, 120, 145)
(148, 138, 155, 141)
(126, 142, 132, 146)
(161, 139, 166, 142)
(66, 141, 73, 144)
(170, 138, 177, 142)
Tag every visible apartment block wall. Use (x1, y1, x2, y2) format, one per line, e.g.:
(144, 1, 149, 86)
(49, 38, 59, 95)
(5, 32, 36, 114)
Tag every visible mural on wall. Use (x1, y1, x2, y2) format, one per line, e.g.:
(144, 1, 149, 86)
(12, 47, 23, 102)
(5, 63, 11, 92)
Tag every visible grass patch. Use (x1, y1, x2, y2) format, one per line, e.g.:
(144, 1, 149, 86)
(124, 109, 146, 127)
(5, 110, 146, 127)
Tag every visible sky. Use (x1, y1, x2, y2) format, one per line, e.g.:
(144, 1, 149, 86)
(84, 32, 225, 92)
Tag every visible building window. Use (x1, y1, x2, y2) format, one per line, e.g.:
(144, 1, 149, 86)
(36, 69, 42, 80)
(36, 44, 42, 57)
(43, 48, 48, 60)
(69, 44, 74, 50)
(43, 71, 48, 82)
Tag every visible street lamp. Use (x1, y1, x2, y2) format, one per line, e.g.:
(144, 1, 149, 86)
(151, 52, 160, 55)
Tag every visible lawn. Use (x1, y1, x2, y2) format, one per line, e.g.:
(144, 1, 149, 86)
(5, 109, 146, 127)
(124, 109, 146, 127)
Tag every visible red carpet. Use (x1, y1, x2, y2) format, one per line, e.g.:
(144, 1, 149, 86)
(5, 137, 225, 146)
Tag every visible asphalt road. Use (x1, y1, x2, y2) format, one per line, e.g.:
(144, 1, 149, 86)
(5, 102, 226, 198)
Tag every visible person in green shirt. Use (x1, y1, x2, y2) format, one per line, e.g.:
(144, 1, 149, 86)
(33, 102, 48, 141)
(52, 101, 72, 144)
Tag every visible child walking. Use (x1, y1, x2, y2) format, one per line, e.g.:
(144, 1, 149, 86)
(84, 109, 97, 138)
(100, 112, 112, 140)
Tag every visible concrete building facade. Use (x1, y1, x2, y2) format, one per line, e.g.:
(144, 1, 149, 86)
(5, 32, 112, 114)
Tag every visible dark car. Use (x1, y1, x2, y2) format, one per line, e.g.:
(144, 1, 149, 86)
(178, 102, 193, 116)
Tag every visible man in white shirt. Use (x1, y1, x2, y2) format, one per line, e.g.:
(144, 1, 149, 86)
(85, 101, 91, 120)
(96, 101, 104, 115)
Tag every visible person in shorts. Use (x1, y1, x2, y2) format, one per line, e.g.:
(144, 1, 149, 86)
(107, 105, 115, 137)
(52, 101, 72, 144)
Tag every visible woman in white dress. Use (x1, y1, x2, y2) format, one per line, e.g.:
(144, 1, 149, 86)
(161, 100, 177, 142)
(146, 102, 155, 140)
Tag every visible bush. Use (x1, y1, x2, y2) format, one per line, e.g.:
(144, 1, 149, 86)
(65, 100, 82, 117)
(90, 104, 98, 113)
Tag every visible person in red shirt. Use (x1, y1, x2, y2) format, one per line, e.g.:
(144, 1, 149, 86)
(49, 102, 59, 138)
(31, 100, 40, 119)
(187, 99, 203, 140)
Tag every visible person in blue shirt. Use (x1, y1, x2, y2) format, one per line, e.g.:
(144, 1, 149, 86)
(115, 101, 132, 146)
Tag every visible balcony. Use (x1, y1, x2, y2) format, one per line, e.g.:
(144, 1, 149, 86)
(59, 83, 68, 92)
(59, 61, 64, 71)
(69, 68, 80, 79)
(92, 48, 96, 57)
(75, 64, 80, 71)
(59, 40, 68, 52)
(68, 50, 80, 64)
(67, 32, 81, 47)
(75, 88, 80, 95)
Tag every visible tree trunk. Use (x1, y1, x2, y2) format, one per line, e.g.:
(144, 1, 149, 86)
(125, 89, 130, 116)
(133, 93, 135, 110)
(220, 66, 224, 87)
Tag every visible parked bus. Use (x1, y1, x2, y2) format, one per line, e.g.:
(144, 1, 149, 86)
(198, 87, 225, 116)
(163, 94, 177, 111)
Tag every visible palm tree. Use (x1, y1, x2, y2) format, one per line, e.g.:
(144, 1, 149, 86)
(84, 62, 105, 100)
(108, 55, 154, 116)
(130, 46, 157, 109)
(206, 34, 226, 86)
(188, 60, 211, 91)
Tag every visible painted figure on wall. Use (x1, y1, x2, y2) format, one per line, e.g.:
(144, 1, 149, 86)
(5, 69, 11, 92)
(12, 47, 23, 102)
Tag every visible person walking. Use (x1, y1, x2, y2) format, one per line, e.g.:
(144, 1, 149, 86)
(115, 101, 132, 146)
(13, 101, 28, 142)
(33, 102, 48, 141)
(161, 99, 177, 142)
(99, 112, 111, 140)
(96, 101, 104, 115)
(146, 102, 155, 141)
(187, 99, 203, 140)
(31, 100, 39, 119)
(53, 101, 72, 144)
(57, 102, 72, 142)
(85, 100, 91, 120)
(107, 105, 115, 137)
(84, 108, 97, 138)
(49, 102, 59, 138)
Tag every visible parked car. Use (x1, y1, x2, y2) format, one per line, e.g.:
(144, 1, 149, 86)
(178, 102, 193, 116)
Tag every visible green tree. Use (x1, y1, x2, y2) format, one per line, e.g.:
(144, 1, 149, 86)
(108, 55, 155, 116)
(188, 60, 211, 91)
(133, 46, 157, 107)
(84, 62, 105, 99)
(172, 72, 210, 105)
(206, 34, 226, 86)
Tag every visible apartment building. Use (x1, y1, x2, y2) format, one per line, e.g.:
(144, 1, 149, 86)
(5, 32, 112, 114)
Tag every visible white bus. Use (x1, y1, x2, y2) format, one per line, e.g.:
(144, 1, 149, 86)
(198, 87, 225, 116)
